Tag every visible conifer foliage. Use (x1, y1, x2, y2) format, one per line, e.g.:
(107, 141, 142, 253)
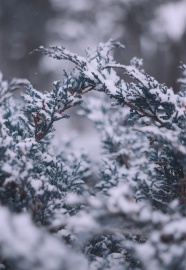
(1, 40, 186, 269)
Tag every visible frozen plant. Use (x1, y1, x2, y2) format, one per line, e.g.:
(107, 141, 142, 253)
(0, 40, 186, 269)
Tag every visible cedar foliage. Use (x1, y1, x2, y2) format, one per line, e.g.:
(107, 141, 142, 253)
(0, 40, 186, 269)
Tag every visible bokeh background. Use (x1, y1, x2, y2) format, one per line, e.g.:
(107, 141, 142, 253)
(0, 0, 186, 157)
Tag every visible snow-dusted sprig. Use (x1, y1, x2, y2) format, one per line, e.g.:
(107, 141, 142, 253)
(26, 42, 121, 143)
(37, 40, 184, 134)
(85, 39, 124, 65)
(103, 63, 182, 130)
(37, 39, 124, 68)
(36, 40, 124, 95)
(35, 45, 87, 67)
(0, 72, 90, 228)
(22, 67, 101, 142)
(134, 124, 186, 207)
(22, 79, 84, 141)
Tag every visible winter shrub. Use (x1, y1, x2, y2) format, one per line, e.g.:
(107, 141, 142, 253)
(0, 40, 186, 269)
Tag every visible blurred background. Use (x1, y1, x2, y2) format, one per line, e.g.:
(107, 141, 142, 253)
(0, 0, 186, 157)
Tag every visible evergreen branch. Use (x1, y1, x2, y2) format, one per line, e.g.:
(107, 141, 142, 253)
(125, 100, 165, 126)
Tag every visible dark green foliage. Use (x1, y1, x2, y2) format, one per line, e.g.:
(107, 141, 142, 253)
(0, 40, 186, 269)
